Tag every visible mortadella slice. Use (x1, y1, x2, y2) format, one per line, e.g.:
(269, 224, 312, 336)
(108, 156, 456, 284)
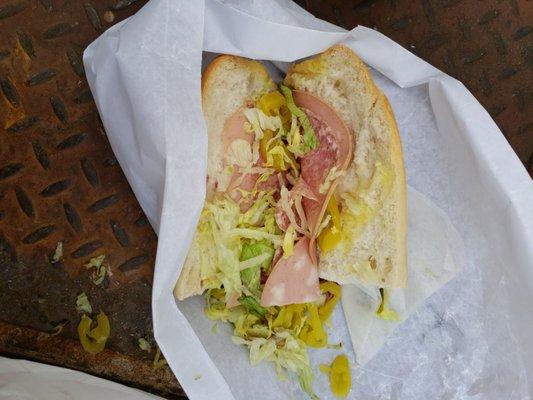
(260, 237, 321, 307)
(293, 91, 353, 262)
(221, 110, 253, 150)
(218, 108, 278, 210)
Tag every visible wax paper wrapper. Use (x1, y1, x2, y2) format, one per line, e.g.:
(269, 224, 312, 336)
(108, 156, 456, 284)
(0, 357, 162, 400)
(83, 0, 533, 399)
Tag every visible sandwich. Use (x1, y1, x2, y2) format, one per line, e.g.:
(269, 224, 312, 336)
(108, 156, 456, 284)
(174, 45, 406, 397)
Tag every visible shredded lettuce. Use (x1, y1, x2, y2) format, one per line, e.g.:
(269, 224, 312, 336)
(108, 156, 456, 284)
(51, 241, 63, 263)
(239, 240, 274, 294)
(280, 85, 318, 152)
(240, 241, 274, 271)
(239, 295, 267, 318)
(244, 108, 282, 140)
(239, 252, 271, 271)
(240, 190, 276, 227)
(205, 286, 320, 397)
(138, 338, 151, 352)
(240, 267, 260, 295)
(192, 190, 281, 301)
(282, 225, 296, 258)
(205, 199, 243, 301)
(318, 166, 345, 195)
(273, 332, 319, 399)
(84, 254, 107, 285)
(265, 142, 298, 172)
(240, 241, 274, 267)
(249, 338, 277, 365)
(230, 228, 282, 245)
(216, 165, 235, 193)
(227, 139, 253, 168)
(286, 115, 304, 157)
(232, 330, 318, 399)
(76, 292, 92, 314)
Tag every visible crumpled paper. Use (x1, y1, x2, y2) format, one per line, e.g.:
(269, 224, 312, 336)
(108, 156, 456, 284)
(342, 186, 465, 366)
(83, 0, 533, 399)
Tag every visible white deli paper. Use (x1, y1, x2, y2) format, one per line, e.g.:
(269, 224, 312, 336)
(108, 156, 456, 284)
(83, 0, 533, 399)
(0, 357, 163, 400)
(342, 186, 465, 366)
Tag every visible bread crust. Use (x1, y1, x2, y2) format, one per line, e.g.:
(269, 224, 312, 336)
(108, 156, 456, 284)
(201, 55, 273, 110)
(378, 93, 407, 286)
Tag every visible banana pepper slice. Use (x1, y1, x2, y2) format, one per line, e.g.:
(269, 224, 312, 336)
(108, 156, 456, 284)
(298, 304, 327, 348)
(318, 195, 342, 253)
(329, 354, 351, 398)
(257, 91, 285, 116)
(318, 281, 341, 322)
(77, 311, 110, 355)
(272, 304, 305, 330)
(259, 130, 297, 172)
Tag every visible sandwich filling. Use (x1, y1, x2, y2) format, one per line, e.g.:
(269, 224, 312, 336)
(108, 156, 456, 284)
(184, 86, 352, 397)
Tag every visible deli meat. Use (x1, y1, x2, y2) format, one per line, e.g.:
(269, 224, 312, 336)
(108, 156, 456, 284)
(260, 237, 321, 306)
(293, 91, 352, 261)
(217, 108, 279, 210)
(274, 177, 316, 233)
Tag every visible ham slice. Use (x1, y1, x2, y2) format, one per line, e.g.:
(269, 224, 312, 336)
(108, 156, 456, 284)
(293, 91, 353, 262)
(218, 108, 279, 210)
(260, 237, 321, 307)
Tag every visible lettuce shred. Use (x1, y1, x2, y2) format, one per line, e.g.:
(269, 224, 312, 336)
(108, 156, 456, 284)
(205, 289, 318, 399)
(280, 85, 318, 152)
(192, 193, 283, 302)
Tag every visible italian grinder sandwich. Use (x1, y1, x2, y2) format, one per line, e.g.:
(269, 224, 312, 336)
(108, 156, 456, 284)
(174, 45, 406, 397)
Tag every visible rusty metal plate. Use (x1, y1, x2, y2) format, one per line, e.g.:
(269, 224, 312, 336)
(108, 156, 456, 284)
(296, 0, 532, 175)
(0, 0, 530, 399)
(0, 0, 185, 398)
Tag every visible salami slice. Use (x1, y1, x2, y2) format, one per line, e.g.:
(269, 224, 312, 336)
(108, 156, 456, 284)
(260, 237, 321, 307)
(293, 91, 352, 262)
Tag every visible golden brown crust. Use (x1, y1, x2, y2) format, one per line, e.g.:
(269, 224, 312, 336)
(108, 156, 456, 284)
(284, 44, 376, 94)
(378, 92, 407, 287)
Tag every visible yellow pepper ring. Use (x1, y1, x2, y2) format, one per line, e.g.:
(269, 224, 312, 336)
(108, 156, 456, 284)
(259, 130, 296, 173)
(77, 311, 111, 355)
(257, 91, 286, 116)
(318, 195, 342, 253)
(275, 304, 306, 330)
(298, 304, 327, 348)
(318, 281, 341, 322)
(329, 354, 351, 398)
(259, 129, 274, 160)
